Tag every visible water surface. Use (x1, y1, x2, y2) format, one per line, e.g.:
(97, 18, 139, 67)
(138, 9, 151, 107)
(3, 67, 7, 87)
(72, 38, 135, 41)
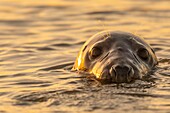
(0, 0, 170, 113)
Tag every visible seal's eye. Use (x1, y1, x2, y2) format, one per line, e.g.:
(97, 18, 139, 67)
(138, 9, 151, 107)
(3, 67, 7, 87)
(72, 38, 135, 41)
(137, 48, 149, 60)
(90, 47, 102, 59)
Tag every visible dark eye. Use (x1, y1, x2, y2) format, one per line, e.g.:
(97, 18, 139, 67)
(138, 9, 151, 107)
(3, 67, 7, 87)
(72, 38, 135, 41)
(90, 47, 102, 59)
(137, 48, 149, 60)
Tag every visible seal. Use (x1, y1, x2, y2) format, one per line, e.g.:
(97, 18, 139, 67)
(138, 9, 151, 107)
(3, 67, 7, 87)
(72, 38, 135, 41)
(72, 31, 158, 83)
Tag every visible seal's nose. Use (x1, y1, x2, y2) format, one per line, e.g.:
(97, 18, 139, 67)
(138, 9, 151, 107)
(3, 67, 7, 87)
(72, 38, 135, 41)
(109, 64, 134, 83)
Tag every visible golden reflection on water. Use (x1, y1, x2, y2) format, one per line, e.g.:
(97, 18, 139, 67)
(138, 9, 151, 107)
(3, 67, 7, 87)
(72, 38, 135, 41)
(0, 0, 170, 113)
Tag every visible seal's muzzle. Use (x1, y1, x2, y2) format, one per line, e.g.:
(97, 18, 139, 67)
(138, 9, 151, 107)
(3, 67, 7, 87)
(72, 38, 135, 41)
(110, 64, 134, 83)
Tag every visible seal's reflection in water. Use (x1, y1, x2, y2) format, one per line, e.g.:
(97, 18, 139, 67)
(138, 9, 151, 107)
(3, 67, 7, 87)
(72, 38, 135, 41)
(72, 31, 158, 83)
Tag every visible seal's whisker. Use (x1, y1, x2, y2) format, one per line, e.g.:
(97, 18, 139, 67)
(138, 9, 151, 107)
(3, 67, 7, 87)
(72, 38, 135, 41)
(100, 52, 110, 62)
(96, 20, 110, 39)
(106, 30, 111, 38)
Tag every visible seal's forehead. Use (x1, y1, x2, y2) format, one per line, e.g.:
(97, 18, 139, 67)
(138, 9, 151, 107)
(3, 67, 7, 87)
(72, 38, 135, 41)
(85, 31, 146, 46)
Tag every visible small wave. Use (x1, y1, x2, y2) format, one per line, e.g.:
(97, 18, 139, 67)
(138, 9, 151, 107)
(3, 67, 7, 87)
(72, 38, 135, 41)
(40, 62, 74, 71)
(86, 10, 125, 15)
(37, 47, 56, 51)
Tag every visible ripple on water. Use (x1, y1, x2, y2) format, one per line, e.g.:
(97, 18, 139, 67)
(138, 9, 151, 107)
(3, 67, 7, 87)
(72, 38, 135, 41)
(0, 0, 170, 113)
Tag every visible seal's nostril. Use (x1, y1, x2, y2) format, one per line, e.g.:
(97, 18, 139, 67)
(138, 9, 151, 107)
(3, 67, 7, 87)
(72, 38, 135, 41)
(110, 65, 134, 83)
(115, 65, 130, 73)
(114, 65, 130, 76)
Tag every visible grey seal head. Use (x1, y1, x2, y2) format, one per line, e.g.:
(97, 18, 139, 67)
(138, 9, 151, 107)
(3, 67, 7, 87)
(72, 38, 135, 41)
(72, 31, 158, 83)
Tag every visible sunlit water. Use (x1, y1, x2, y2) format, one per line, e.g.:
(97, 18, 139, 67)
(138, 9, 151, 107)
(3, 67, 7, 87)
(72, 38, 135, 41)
(0, 0, 170, 113)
